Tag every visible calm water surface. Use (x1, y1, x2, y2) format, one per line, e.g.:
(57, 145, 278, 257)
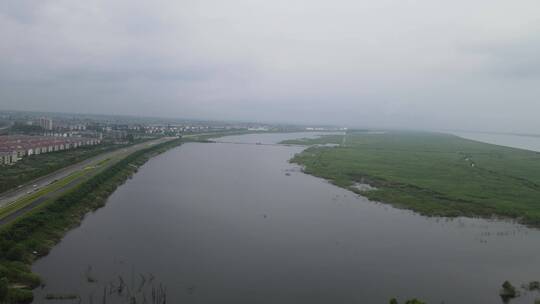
(454, 131, 540, 152)
(33, 132, 540, 303)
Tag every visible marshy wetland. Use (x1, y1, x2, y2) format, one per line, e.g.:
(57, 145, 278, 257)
(32, 132, 540, 304)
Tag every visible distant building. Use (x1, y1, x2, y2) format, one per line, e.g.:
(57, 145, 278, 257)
(38, 117, 53, 130)
(0, 135, 101, 165)
(248, 127, 269, 131)
(0, 150, 18, 165)
(103, 130, 128, 143)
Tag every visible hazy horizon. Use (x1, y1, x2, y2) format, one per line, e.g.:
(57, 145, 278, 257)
(3, 108, 540, 136)
(1, 0, 540, 133)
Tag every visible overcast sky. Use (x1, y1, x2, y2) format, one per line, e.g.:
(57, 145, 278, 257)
(1, 0, 539, 132)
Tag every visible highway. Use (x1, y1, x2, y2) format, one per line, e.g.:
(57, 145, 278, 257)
(0, 137, 173, 224)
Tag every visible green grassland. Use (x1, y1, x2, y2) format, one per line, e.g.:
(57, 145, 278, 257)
(183, 130, 255, 142)
(282, 131, 540, 224)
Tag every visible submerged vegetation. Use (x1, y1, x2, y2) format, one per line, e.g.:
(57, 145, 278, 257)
(499, 280, 518, 302)
(43, 272, 168, 304)
(283, 130, 540, 225)
(495, 279, 540, 303)
(389, 299, 425, 304)
(0, 138, 183, 303)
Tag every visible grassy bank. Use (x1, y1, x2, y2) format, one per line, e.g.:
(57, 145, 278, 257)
(0, 144, 122, 194)
(282, 130, 540, 224)
(0, 138, 183, 303)
(183, 130, 266, 142)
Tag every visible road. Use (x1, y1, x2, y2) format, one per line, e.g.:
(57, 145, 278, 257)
(0, 137, 173, 224)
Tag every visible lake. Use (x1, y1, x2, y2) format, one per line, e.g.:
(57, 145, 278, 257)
(32, 132, 540, 303)
(453, 131, 540, 153)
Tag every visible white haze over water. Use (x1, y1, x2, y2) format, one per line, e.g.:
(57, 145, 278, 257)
(1, 0, 540, 132)
(454, 132, 540, 153)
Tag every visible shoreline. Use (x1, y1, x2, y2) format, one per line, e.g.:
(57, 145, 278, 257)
(0, 138, 184, 303)
(282, 131, 540, 228)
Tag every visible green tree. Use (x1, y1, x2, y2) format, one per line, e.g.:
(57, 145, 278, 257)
(0, 277, 8, 302)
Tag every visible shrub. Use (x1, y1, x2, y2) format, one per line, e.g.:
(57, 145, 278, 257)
(6, 288, 33, 304)
(405, 299, 425, 304)
(0, 277, 8, 302)
(6, 245, 26, 262)
(500, 280, 517, 301)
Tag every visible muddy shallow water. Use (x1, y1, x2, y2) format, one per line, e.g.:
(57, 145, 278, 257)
(33, 132, 540, 303)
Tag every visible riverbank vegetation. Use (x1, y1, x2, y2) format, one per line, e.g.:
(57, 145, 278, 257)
(0, 138, 183, 303)
(282, 130, 540, 225)
(184, 130, 267, 142)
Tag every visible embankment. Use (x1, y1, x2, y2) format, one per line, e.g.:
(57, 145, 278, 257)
(0, 138, 183, 303)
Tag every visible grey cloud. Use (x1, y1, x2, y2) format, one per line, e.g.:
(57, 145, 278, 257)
(1, 0, 540, 133)
(56, 65, 242, 83)
(0, 0, 44, 23)
(460, 33, 540, 79)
